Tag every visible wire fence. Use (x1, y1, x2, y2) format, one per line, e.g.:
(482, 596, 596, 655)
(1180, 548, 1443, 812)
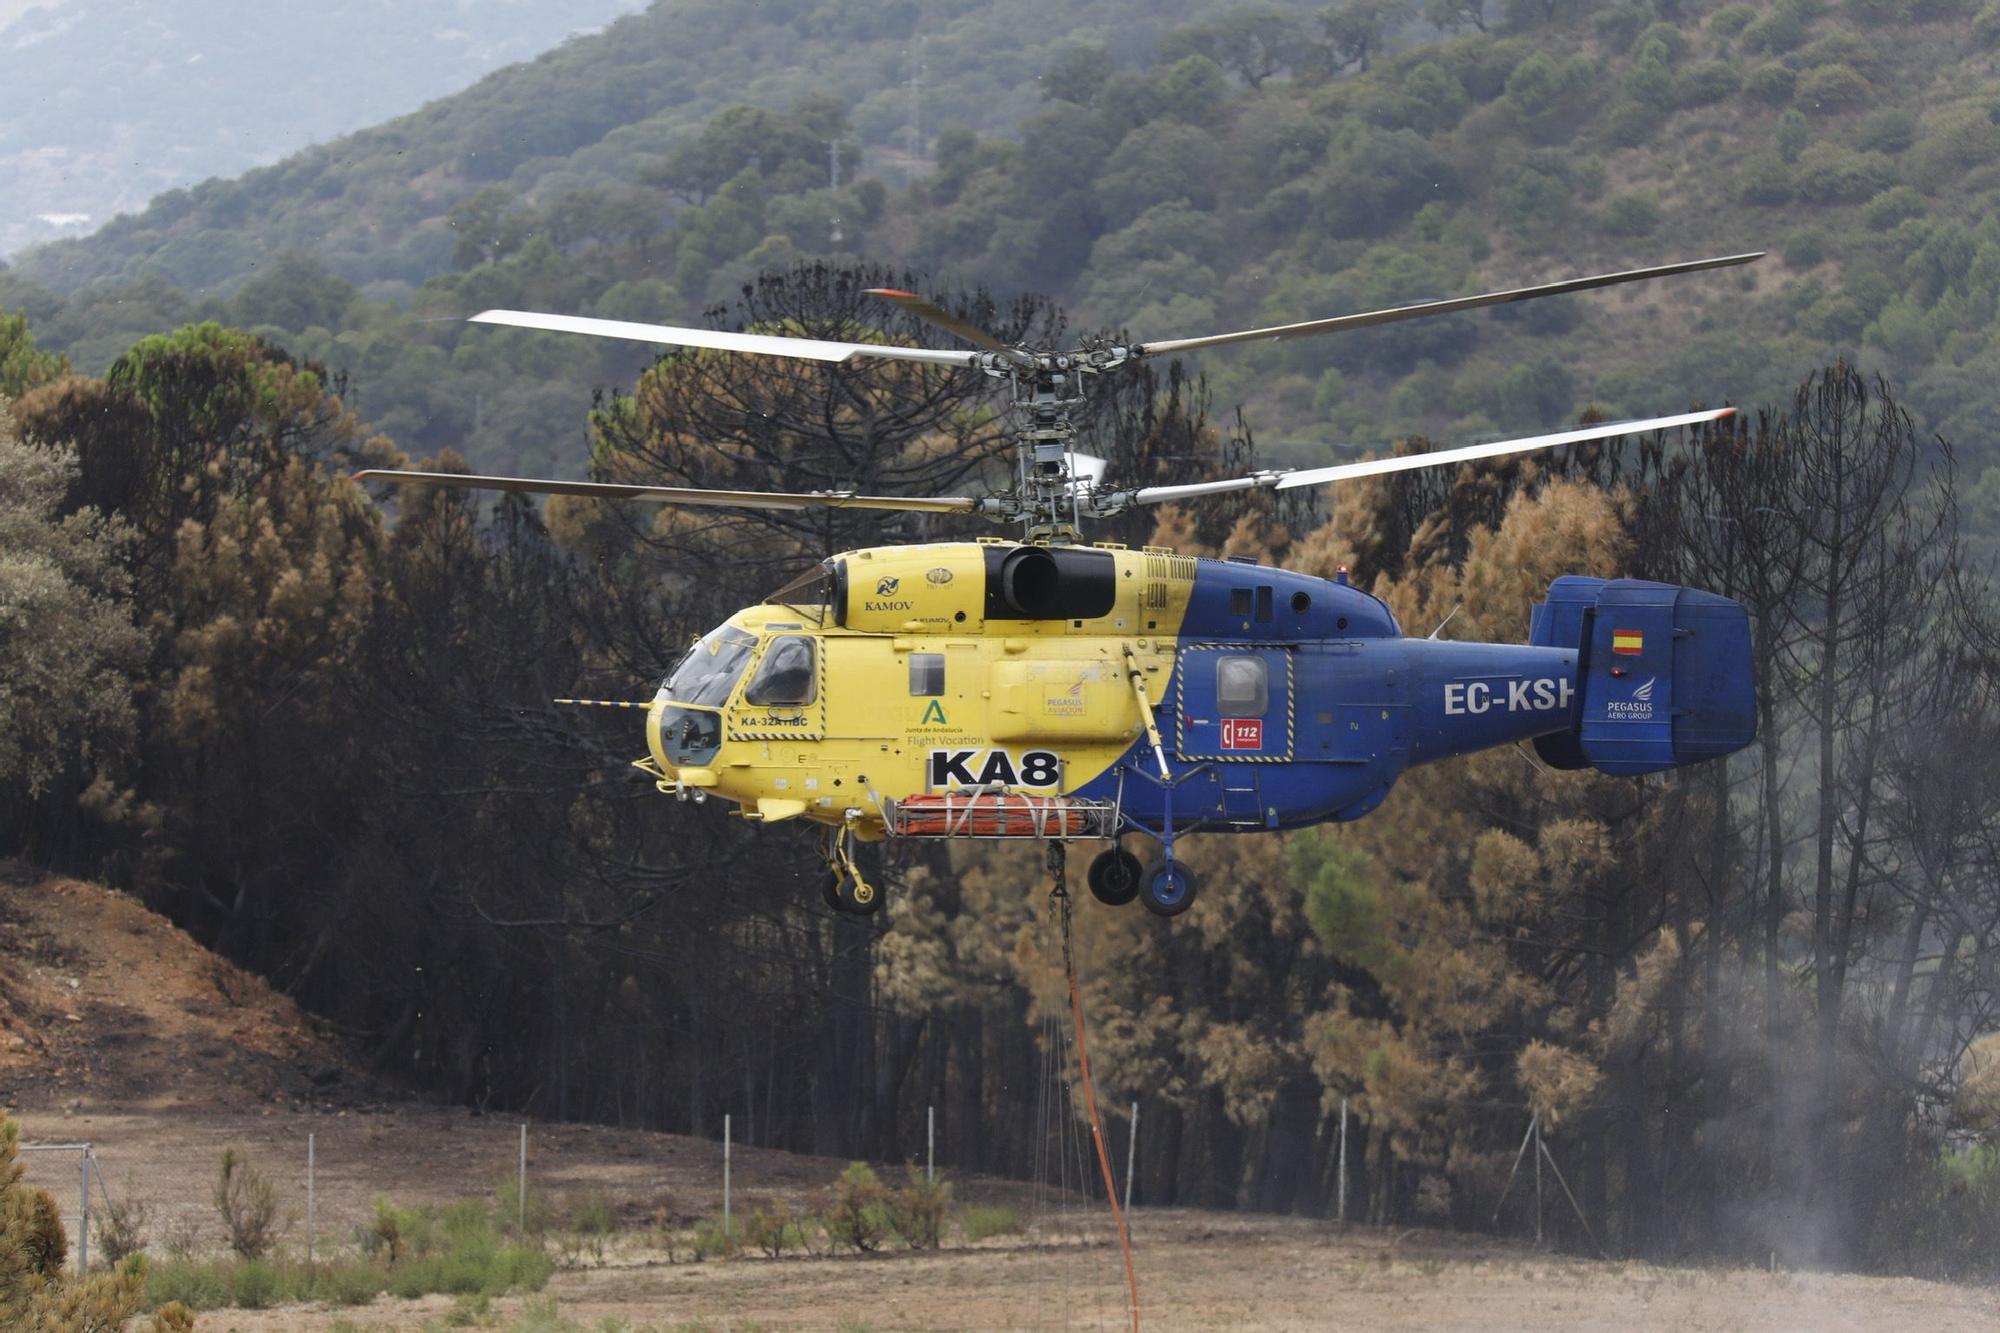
(15, 1103, 1090, 1271)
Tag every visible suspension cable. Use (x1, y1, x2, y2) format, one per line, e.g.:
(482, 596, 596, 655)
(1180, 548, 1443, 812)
(1047, 842, 1141, 1333)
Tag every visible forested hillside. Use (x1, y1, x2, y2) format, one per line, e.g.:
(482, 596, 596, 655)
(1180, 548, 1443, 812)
(7, 0, 2000, 1287)
(7, 0, 2000, 509)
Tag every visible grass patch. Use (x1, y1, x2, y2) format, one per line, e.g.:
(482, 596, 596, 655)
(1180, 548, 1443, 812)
(145, 1195, 554, 1310)
(958, 1204, 1021, 1242)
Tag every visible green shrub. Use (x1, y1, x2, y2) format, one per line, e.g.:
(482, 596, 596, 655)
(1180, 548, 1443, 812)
(1777, 109, 1811, 164)
(1741, 6, 1808, 54)
(886, 1169, 953, 1250)
(23, 1187, 66, 1276)
(1628, 21, 1689, 63)
(1855, 108, 1919, 154)
(1863, 186, 1928, 229)
(1745, 63, 1797, 104)
(745, 1198, 806, 1258)
(692, 1218, 738, 1259)
(1603, 99, 1656, 147)
(96, 1194, 149, 1265)
(1793, 143, 1897, 202)
(1599, 192, 1663, 237)
(1592, 3, 1653, 50)
(145, 1260, 234, 1310)
(959, 1204, 1022, 1242)
(1709, 4, 1758, 36)
(825, 1163, 889, 1253)
(213, 1147, 282, 1260)
(1796, 64, 1874, 112)
(495, 1176, 557, 1236)
(1782, 227, 1829, 267)
(1676, 60, 1741, 106)
(366, 1195, 405, 1261)
(1625, 55, 1674, 111)
(231, 1259, 279, 1310)
(567, 1189, 614, 1239)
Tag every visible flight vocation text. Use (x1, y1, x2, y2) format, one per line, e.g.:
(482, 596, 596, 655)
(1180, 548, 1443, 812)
(1442, 677, 1574, 716)
(928, 748, 1060, 788)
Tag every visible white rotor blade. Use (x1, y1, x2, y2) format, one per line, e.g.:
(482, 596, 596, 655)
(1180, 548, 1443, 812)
(1128, 408, 1737, 506)
(469, 310, 982, 368)
(1131, 254, 1762, 357)
(354, 469, 982, 514)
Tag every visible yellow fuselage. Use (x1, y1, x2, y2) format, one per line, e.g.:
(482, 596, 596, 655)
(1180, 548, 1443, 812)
(644, 541, 1195, 834)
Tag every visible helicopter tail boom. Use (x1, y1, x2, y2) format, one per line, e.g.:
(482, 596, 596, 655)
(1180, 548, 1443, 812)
(1528, 576, 1756, 776)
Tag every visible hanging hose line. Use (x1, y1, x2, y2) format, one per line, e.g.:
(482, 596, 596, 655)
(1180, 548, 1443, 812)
(1046, 841, 1141, 1333)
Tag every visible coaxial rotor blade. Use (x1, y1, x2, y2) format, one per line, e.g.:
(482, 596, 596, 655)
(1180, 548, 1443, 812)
(354, 469, 983, 513)
(469, 310, 982, 367)
(864, 288, 1036, 365)
(1125, 408, 1736, 505)
(1129, 254, 1762, 358)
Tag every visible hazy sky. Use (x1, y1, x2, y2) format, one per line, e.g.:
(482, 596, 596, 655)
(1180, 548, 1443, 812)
(0, 0, 649, 259)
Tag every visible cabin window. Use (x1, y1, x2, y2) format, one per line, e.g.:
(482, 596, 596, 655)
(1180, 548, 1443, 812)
(744, 635, 817, 706)
(1216, 655, 1268, 716)
(1255, 586, 1273, 623)
(662, 625, 756, 707)
(909, 653, 945, 696)
(1230, 588, 1252, 617)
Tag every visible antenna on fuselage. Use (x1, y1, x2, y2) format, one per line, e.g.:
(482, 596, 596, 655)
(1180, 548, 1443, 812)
(1427, 605, 1462, 640)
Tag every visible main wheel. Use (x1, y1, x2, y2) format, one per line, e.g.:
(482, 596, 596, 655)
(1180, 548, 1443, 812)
(841, 876, 883, 916)
(820, 870, 844, 912)
(1087, 847, 1144, 907)
(1140, 860, 1198, 917)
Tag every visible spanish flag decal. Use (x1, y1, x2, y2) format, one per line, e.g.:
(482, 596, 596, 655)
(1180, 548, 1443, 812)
(1612, 628, 1644, 656)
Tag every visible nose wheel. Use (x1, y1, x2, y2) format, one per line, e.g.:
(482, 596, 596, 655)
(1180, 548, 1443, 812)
(817, 826, 881, 916)
(1139, 858, 1198, 917)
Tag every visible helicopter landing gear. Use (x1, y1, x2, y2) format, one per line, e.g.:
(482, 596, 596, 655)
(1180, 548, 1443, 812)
(1086, 845, 1143, 907)
(817, 825, 881, 916)
(1139, 857, 1198, 917)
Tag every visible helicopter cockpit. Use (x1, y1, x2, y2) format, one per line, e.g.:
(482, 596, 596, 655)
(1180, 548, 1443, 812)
(655, 623, 754, 766)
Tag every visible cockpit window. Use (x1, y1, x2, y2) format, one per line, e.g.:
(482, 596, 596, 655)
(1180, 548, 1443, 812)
(661, 625, 756, 706)
(744, 635, 818, 706)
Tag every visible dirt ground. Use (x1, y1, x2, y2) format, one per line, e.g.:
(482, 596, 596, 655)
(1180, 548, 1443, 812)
(142, 1207, 2000, 1333)
(6, 866, 1999, 1331)
(0, 864, 359, 1114)
(20, 1103, 2000, 1333)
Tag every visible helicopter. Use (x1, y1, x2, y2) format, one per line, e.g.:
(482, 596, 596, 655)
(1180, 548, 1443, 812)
(358, 253, 1763, 917)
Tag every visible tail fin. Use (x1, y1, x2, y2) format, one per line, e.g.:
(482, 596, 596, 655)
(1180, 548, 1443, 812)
(1529, 576, 1756, 776)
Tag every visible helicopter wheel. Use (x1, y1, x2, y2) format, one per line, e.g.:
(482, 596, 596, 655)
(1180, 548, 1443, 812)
(1139, 859, 1198, 918)
(820, 869, 844, 912)
(1087, 846, 1144, 907)
(840, 875, 882, 916)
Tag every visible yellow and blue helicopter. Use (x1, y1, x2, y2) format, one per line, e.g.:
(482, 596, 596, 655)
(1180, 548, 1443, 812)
(359, 254, 1762, 917)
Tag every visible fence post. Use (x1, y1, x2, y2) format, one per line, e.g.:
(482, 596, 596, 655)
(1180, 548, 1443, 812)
(1534, 1115, 1543, 1246)
(1124, 1101, 1138, 1214)
(78, 1149, 90, 1273)
(307, 1133, 316, 1264)
(518, 1124, 527, 1234)
(1338, 1097, 1349, 1224)
(723, 1114, 732, 1236)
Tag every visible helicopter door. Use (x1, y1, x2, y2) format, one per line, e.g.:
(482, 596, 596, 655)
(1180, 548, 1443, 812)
(730, 633, 825, 741)
(1173, 646, 1295, 764)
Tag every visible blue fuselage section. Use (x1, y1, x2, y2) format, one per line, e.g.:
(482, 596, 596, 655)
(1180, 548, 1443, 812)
(1070, 556, 1588, 833)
